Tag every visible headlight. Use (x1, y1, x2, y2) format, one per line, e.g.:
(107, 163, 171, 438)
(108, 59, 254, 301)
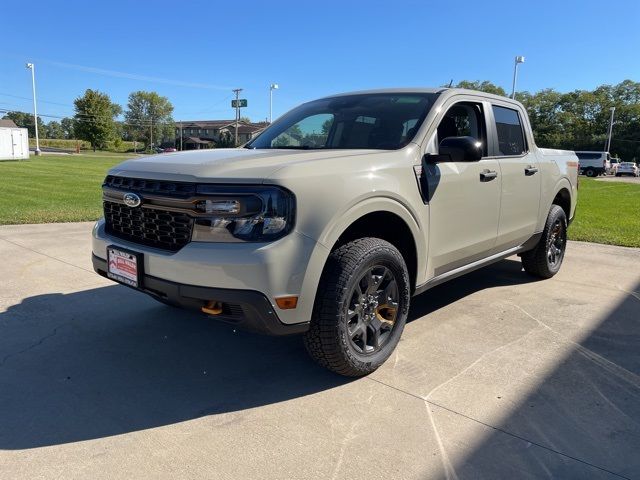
(191, 185, 295, 242)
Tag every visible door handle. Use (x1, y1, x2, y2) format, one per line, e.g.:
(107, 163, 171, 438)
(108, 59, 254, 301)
(525, 166, 539, 176)
(480, 169, 498, 182)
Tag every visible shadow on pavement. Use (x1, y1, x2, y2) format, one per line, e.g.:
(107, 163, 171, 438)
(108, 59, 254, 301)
(0, 285, 349, 450)
(0, 258, 539, 450)
(408, 258, 540, 322)
(450, 280, 640, 479)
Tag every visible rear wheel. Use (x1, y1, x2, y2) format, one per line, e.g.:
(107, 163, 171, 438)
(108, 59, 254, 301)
(303, 238, 410, 377)
(521, 205, 567, 279)
(585, 168, 596, 178)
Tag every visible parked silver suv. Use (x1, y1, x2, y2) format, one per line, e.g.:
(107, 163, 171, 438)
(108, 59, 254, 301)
(92, 88, 578, 376)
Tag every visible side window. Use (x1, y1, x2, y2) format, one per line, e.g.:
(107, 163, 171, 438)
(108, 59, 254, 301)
(437, 102, 487, 156)
(492, 106, 526, 156)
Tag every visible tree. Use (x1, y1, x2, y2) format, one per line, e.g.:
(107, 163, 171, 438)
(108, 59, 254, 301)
(73, 89, 122, 151)
(454, 80, 507, 97)
(452, 79, 640, 161)
(124, 91, 174, 149)
(2, 111, 46, 138)
(60, 117, 75, 139)
(45, 121, 64, 139)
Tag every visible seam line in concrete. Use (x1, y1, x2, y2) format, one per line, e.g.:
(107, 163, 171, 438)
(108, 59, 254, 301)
(0, 235, 94, 274)
(365, 376, 632, 480)
(0, 325, 62, 368)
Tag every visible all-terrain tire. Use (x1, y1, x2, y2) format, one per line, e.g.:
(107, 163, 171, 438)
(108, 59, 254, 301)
(521, 205, 567, 279)
(303, 238, 410, 377)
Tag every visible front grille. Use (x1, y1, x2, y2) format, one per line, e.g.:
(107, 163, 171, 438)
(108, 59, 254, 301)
(104, 201, 194, 251)
(104, 175, 196, 197)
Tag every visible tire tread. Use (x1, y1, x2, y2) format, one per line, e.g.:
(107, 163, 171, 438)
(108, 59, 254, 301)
(521, 204, 566, 279)
(303, 238, 409, 377)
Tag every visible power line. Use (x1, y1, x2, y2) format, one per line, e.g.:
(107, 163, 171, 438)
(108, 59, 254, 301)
(0, 91, 236, 121)
(36, 58, 233, 90)
(3, 108, 175, 127)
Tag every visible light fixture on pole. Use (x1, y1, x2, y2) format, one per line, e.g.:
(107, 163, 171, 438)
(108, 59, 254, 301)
(511, 56, 525, 99)
(605, 106, 615, 153)
(25, 62, 41, 156)
(269, 83, 279, 123)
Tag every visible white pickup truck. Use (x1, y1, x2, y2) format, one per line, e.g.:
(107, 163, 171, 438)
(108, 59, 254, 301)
(92, 88, 578, 376)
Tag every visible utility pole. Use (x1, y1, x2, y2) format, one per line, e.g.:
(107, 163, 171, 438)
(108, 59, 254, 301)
(233, 88, 243, 147)
(179, 121, 183, 151)
(150, 116, 153, 153)
(605, 107, 615, 153)
(25, 63, 41, 155)
(511, 56, 525, 99)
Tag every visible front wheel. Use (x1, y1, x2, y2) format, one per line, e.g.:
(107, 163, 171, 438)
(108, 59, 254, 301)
(521, 205, 567, 279)
(303, 238, 410, 377)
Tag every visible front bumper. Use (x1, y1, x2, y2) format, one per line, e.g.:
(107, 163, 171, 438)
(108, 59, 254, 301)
(92, 254, 308, 335)
(91, 218, 326, 334)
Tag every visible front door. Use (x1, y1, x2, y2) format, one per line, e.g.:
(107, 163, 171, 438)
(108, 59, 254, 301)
(424, 101, 501, 276)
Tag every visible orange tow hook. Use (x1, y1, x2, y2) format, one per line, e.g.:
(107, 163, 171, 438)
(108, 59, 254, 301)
(202, 301, 223, 315)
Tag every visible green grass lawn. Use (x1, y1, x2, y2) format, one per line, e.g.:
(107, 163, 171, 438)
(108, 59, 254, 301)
(0, 154, 128, 224)
(568, 178, 640, 247)
(1, 157, 639, 248)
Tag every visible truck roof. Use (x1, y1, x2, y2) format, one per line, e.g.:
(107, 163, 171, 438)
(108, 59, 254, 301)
(319, 87, 523, 107)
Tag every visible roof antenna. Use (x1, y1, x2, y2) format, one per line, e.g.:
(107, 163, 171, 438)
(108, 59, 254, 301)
(447, 79, 454, 88)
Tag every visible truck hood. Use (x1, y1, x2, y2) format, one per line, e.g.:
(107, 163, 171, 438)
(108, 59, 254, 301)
(109, 148, 378, 183)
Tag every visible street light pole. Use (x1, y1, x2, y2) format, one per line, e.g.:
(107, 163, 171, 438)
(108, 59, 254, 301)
(605, 107, 615, 153)
(269, 83, 279, 123)
(511, 56, 525, 99)
(25, 63, 41, 155)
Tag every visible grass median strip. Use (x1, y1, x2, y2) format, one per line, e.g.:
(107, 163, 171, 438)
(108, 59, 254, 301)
(1, 157, 639, 248)
(0, 154, 126, 224)
(568, 178, 640, 248)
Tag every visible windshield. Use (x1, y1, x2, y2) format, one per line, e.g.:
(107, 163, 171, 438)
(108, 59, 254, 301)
(246, 93, 438, 150)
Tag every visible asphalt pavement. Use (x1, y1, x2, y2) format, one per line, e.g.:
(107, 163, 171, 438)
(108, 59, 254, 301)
(1, 222, 639, 479)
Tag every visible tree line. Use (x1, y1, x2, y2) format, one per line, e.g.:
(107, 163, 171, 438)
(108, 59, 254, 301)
(455, 80, 640, 161)
(3, 89, 175, 152)
(3, 80, 639, 159)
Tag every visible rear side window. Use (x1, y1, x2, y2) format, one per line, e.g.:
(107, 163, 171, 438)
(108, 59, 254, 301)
(492, 106, 526, 156)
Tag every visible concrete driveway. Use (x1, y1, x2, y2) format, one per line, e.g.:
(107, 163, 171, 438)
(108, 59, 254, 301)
(1, 223, 639, 480)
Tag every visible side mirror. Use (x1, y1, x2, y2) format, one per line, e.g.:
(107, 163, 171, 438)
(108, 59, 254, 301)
(438, 136, 483, 162)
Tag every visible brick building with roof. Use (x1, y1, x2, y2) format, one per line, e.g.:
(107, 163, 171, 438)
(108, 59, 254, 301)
(175, 120, 268, 149)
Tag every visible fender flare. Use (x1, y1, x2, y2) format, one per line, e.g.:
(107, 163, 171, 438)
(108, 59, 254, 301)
(538, 178, 573, 231)
(295, 196, 427, 322)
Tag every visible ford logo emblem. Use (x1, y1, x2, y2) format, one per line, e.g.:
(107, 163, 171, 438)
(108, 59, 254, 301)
(123, 193, 142, 208)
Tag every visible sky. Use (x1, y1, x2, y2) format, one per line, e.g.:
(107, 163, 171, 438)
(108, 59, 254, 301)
(0, 0, 638, 124)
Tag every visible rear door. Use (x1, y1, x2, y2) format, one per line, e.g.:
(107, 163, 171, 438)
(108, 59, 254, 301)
(489, 103, 541, 249)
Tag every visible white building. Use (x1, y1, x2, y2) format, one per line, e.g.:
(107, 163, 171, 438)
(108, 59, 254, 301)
(0, 119, 29, 161)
